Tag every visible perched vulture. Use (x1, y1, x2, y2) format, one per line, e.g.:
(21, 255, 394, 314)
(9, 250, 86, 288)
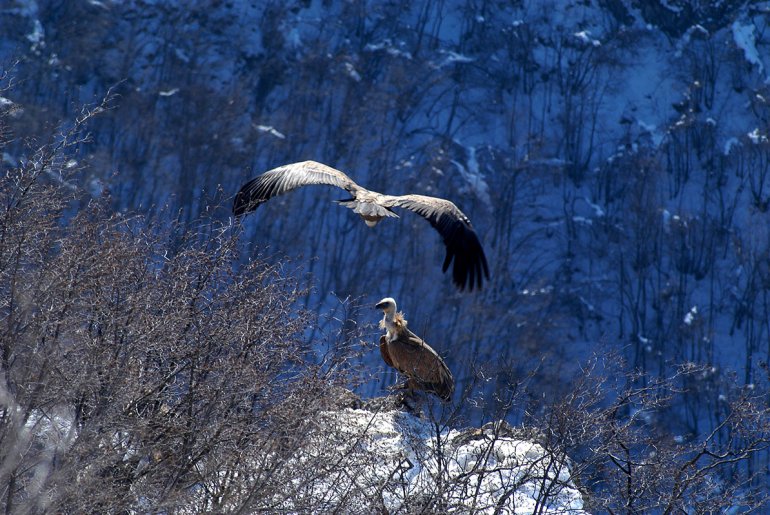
(375, 297, 454, 401)
(233, 160, 489, 291)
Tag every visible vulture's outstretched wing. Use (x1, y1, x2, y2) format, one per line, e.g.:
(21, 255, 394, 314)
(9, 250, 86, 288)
(233, 160, 362, 216)
(233, 160, 490, 291)
(384, 194, 489, 291)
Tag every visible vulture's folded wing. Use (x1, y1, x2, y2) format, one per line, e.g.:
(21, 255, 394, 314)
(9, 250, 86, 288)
(379, 335, 395, 368)
(388, 331, 454, 401)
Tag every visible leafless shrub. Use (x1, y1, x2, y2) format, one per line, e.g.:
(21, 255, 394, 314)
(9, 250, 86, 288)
(0, 99, 367, 514)
(526, 354, 770, 513)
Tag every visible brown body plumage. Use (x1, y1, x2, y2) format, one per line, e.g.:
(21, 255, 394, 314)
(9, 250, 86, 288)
(375, 297, 454, 402)
(233, 160, 489, 291)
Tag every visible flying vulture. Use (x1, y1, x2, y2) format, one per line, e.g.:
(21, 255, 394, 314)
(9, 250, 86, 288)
(375, 297, 454, 402)
(232, 160, 489, 291)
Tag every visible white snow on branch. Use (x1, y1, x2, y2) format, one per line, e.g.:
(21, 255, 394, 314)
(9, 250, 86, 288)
(574, 30, 600, 47)
(436, 50, 476, 68)
(364, 40, 413, 60)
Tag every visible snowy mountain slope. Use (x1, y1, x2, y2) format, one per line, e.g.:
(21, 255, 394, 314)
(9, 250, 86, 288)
(1, 0, 770, 502)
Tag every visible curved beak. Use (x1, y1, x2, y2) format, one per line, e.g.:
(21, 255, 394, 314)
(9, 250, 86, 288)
(375, 301, 387, 310)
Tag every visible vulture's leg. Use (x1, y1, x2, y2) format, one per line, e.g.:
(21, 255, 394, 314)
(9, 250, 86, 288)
(394, 388, 420, 413)
(404, 378, 422, 392)
(388, 380, 409, 392)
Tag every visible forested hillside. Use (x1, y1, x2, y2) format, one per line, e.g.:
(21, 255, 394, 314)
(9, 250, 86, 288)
(2, 0, 770, 511)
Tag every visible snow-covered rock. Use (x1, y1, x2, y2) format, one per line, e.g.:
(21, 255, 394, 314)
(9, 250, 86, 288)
(267, 402, 587, 514)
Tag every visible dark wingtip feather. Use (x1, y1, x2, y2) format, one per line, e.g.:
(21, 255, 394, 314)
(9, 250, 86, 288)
(445, 226, 489, 292)
(232, 177, 263, 216)
(438, 371, 456, 401)
(422, 378, 454, 401)
(436, 384, 454, 402)
(232, 192, 249, 216)
(442, 250, 453, 273)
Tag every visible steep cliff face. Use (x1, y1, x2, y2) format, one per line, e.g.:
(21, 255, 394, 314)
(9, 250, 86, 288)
(1, 0, 769, 494)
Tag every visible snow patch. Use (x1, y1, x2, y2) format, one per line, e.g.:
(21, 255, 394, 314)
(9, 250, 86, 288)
(3, 153, 18, 167)
(524, 157, 569, 167)
(27, 19, 45, 52)
(659, 0, 683, 13)
(297, 410, 587, 513)
(287, 27, 302, 50)
(174, 47, 190, 63)
(450, 140, 491, 206)
(732, 20, 764, 75)
(26, 408, 76, 449)
(253, 124, 286, 139)
(684, 306, 697, 326)
(344, 62, 361, 82)
(582, 197, 605, 217)
(674, 25, 708, 58)
(747, 128, 768, 144)
(521, 286, 554, 296)
(724, 137, 740, 155)
(572, 216, 592, 225)
(662, 209, 672, 233)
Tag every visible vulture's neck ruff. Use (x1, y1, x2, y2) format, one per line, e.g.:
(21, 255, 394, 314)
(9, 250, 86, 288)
(380, 310, 407, 341)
